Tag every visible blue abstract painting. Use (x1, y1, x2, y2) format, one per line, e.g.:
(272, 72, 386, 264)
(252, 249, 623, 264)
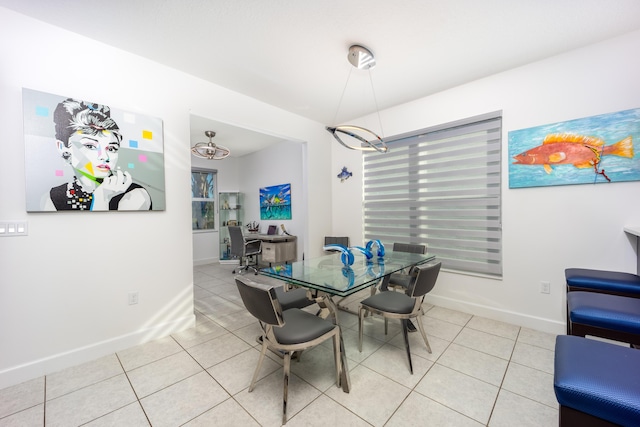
(260, 183, 292, 220)
(509, 108, 640, 188)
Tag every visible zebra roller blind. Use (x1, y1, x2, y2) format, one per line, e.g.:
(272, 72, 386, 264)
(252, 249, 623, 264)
(363, 111, 502, 277)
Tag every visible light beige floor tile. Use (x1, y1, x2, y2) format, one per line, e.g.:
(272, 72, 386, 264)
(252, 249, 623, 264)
(183, 398, 260, 426)
(489, 389, 558, 427)
(127, 351, 203, 398)
(420, 316, 464, 341)
(194, 294, 244, 317)
(361, 342, 433, 388)
(289, 344, 343, 392)
(203, 309, 258, 331)
(287, 395, 371, 427)
(336, 327, 385, 364)
(454, 328, 516, 360)
(501, 362, 557, 407)
(415, 363, 498, 424)
(231, 321, 264, 347)
(517, 328, 557, 351)
(358, 314, 402, 342)
(425, 306, 472, 326)
(117, 336, 183, 372)
(386, 392, 482, 427)
(207, 348, 280, 395)
(511, 341, 554, 374)
(324, 365, 410, 427)
(45, 374, 137, 427)
(0, 403, 43, 427)
(46, 354, 123, 400)
(467, 316, 520, 340)
(387, 328, 451, 363)
(0, 377, 43, 419)
(235, 369, 321, 427)
(84, 402, 149, 426)
(437, 343, 508, 386)
(171, 315, 229, 348)
(187, 332, 252, 369)
(140, 371, 229, 427)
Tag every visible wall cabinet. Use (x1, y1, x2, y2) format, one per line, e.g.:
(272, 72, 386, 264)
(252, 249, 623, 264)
(219, 192, 243, 262)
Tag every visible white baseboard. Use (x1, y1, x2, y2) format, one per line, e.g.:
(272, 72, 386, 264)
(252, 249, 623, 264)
(0, 314, 196, 390)
(426, 294, 565, 335)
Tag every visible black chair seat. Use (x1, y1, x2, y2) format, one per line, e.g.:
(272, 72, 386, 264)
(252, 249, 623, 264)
(388, 272, 412, 289)
(274, 309, 336, 345)
(275, 287, 313, 310)
(361, 290, 414, 314)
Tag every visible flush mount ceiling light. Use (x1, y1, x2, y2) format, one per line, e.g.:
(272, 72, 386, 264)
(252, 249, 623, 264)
(191, 130, 231, 160)
(325, 44, 388, 153)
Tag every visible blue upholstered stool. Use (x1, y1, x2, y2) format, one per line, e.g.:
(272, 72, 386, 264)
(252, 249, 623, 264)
(565, 268, 640, 297)
(567, 291, 640, 347)
(555, 335, 640, 427)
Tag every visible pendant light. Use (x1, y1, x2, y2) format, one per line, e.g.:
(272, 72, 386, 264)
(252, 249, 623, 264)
(191, 131, 231, 160)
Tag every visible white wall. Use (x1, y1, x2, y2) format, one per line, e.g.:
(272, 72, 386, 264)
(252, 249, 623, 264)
(191, 140, 306, 264)
(332, 29, 640, 334)
(0, 7, 332, 389)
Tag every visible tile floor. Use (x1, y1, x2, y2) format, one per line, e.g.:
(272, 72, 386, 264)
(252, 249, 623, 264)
(0, 263, 559, 426)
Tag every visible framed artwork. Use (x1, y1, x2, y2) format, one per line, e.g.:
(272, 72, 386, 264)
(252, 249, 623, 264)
(260, 183, 292, 220)
(23, 88, 166, 211)
(509, 108, 639, 188)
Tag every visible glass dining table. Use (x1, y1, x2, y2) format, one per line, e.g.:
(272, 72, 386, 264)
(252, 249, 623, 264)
(259, 250, 436, 392)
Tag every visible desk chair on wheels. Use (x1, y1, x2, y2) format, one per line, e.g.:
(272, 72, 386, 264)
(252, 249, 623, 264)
(229, 226, 261, 274)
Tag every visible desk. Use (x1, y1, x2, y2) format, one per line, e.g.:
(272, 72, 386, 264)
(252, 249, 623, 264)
(245, 233, 296, 264)
(260, 250, 436, 392)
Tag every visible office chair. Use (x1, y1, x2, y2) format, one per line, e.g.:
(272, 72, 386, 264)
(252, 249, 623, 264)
(235, 276, 342, 424)
(228, 226, 262, 274)
(358, 261, 441, 374)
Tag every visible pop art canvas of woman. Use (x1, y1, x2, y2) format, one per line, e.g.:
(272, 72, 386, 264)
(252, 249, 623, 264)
(23, 89, 166, 211)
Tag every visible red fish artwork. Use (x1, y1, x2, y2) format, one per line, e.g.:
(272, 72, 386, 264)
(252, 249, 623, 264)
(512, 133, 634, 181)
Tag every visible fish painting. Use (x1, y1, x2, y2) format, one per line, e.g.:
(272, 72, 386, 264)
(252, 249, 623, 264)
(337, 166, 352, 182)
(512, 133, 634, 180)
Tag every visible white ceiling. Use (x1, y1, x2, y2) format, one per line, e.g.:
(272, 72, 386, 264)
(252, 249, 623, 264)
(3, 0, 640, 156)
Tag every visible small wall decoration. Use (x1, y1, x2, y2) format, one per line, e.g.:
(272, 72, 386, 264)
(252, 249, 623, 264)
(23, 88, 165, 211)
(509, 108, 639, 188)
(337, 166, 352, 182)
(260, 183, 291, 220)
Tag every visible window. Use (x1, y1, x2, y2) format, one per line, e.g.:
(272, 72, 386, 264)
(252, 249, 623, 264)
(191, 169, 217, 230)
(363, 111, 502, 277)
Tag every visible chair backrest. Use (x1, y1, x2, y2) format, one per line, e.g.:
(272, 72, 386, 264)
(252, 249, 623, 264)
(228, 226, 245, 257)
(235, 276, 284, 327)
(325, 236, 350, 247)
(393, 242, 426, 254)
(409, 261, 441, 298)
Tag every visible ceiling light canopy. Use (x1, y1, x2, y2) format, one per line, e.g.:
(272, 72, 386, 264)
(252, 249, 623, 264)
(326, 44, 388, 153)
(191, 130, 231, 160)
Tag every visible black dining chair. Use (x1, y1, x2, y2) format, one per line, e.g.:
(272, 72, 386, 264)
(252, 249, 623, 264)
(380, 242, 427, 292)
(235, 276, 342, 424)
(358, 261, 441, 374)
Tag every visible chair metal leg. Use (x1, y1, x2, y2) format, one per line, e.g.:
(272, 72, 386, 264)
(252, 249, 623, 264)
(250, 336, 269, 392)
(333, 331, 341, 387)
(384, 317, 388, 335)
(415, 314, 432, 354)
(283, 351, 291, 425)
(401, 319, 413, 374)
(358, 307, 365, 352)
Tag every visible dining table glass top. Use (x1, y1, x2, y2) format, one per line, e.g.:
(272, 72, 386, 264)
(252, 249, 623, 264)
(259, 250, 436, 297)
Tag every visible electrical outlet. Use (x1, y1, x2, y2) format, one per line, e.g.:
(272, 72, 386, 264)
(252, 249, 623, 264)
(540, 281, 550, 294)
(128, 292, 139, 305)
